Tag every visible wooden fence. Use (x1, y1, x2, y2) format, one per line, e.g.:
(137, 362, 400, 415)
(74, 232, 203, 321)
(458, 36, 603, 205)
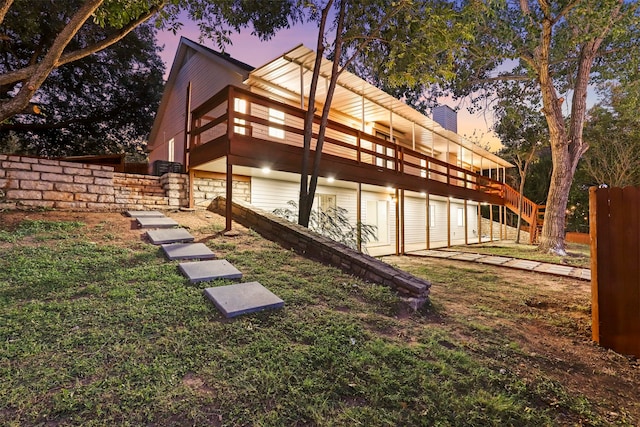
(589, 186, 640, 357)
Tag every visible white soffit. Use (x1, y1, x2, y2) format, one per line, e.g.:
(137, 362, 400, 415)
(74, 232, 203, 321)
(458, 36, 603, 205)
(246, 45, 512, 169)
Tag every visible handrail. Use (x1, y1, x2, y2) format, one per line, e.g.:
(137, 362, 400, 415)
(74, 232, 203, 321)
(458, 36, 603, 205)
(190, 85, 518, 205)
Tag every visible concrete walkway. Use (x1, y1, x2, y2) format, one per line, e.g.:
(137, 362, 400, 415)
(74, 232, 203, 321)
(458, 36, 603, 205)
(408, 249, 591, 281)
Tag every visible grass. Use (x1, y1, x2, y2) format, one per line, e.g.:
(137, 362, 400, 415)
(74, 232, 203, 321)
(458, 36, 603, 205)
(452, 241, 591, 268)
(0, 215, 624, 426)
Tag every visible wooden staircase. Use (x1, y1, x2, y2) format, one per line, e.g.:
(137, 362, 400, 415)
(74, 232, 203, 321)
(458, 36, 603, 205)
(502, 184, 545, 244)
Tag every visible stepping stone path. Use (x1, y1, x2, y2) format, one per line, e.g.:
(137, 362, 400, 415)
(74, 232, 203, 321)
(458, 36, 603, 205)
(127, 210, 284, 317)
(162, 243, 216, 260)
(146, 228, 195, 245)
(204, 282, 284, 318)
(179, 259, 243, 283)
(136, 216, 180, 229)
(411, 248, 591, 281)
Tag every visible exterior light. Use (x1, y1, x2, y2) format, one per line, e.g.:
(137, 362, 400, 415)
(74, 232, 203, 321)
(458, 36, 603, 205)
(327, 176, 335, 183)
(420, 192, 426, 197)
(386, 186, 394, 192)
(261, 167, 271, 174)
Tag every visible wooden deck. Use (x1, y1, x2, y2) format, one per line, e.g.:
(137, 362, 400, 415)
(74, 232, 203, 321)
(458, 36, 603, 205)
(188, 86, 507, 204)
(187, 85, 542, 238)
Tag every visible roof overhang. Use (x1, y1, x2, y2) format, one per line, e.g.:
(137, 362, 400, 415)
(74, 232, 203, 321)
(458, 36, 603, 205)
(246, 45, 512, 170)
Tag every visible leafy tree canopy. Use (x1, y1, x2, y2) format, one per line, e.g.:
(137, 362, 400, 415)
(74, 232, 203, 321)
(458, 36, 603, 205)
(0, 22, 164, 158)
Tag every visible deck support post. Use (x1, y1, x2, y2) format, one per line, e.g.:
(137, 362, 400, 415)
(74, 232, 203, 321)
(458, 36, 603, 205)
(426, 193, 430, 250)
(447, 198, 451, 248)
(188, 168, 195, 209)
(464, 199, 468, 245)
(478, 203, 482, 244)
(490, 204, 494, 242)
(225, 162, 233, 231)
(395, 188, 400, 255)
(400, 189, 405, 255)
(357, 183, 362, 252)
(499, 204, 503, 240)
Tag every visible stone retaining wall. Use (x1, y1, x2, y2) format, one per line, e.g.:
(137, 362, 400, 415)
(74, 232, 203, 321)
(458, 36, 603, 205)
(0, 154, 188, 211)
(210, 197, 431, 305)
(192, 175, 250, 207)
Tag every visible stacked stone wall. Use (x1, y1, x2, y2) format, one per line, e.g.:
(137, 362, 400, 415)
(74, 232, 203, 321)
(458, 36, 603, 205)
(192, 176, 250, 207)
(0, 154, 188, 211)
(210, 197, 430, 304)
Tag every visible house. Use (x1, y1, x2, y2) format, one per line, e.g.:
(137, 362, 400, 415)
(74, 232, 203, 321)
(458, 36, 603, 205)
(148, 37, 540, 256)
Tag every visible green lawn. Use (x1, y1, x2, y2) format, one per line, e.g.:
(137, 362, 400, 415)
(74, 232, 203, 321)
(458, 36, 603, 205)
(0, 215, 627, 426)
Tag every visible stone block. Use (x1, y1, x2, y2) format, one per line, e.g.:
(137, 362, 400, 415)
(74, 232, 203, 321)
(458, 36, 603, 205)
(74, 175, 95, 184)
(203, 282, 284, 318)
(55, 183, 87, 193)
(88, 184, 114, 195)
(20, 181, 54, 191)
(54, 201, 88, 209)
(63, 167, 92, 176)
(38, 158, 59, 166)
(2, 161, 31, 170)
(43, 191, 74, 201)
(21, 156, 39, 163)
(32, 164, 63, 173)
(75, 193, 99, 202)
(7, 170, 40, 181)
(97, 194, 115, 203)
(93, 177, 113, 186)
(6, 189, 42, 200)
(18, 200, 54, 208)
(0, 154, 6, 161)
(92, 170, 114, 178)
(41, 172, 73, 183)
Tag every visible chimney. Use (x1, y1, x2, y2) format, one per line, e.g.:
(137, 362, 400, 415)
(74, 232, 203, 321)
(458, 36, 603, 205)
(433, 105, 457, 133)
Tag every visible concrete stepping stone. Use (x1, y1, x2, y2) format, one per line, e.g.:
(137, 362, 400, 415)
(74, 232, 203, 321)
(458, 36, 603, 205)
(203, 281, 284, 318)
(146, 228, 195, 245)
(422, 250, 461, 258)
(136, 217, 179, 229)
(451, 253, 485, 261)
(126, 210, 165, 218)
(506, 259, 542, 270)
(162, 243, 215, 260)
(478, 255, 511, 265)
(179, 259, 242, 283)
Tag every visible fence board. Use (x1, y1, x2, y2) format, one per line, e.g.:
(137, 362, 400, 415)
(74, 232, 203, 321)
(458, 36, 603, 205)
(590, 186, 640, 357)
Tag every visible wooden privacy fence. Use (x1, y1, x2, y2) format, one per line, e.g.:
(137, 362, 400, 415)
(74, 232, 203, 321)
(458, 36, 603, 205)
(589, 186, 640, 357)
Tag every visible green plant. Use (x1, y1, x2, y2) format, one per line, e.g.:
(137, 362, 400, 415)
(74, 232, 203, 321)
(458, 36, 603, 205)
(273, 200, 377, 252)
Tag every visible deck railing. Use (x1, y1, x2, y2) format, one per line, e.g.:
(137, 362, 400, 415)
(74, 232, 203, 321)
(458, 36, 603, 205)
(189, 85, 507, 202)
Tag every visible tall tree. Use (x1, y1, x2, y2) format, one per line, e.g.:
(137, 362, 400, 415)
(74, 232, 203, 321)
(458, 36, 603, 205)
(0, 23, 164, 157)
(297, 0, 469, 227)
(442, 0, 640, 254)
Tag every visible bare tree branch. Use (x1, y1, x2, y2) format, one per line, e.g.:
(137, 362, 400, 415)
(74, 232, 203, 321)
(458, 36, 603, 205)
(0, 0, 13, 26)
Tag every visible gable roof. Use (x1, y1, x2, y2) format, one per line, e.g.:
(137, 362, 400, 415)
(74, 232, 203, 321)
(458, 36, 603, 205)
(148, 37, 255, 147)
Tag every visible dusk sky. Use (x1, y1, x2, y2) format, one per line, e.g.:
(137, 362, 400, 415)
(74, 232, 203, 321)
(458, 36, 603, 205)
(156, 20, 503, 151)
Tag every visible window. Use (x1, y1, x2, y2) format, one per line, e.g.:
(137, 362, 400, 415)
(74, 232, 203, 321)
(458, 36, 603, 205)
(234, 98, 247, 135)
(429, 204, 435, 228)
(457, 207, 464, 226)
(268, 108, 285, 139)
(167, 138, 174, 162)
(367, 200, 389, 244)
(313, 193, 336, 216)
